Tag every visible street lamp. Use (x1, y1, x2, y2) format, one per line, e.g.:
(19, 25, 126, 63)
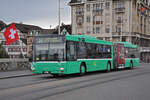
(58, 0, 61, 35)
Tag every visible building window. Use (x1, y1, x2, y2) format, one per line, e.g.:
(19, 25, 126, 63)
(100, 3, 103, 9)
(23, 48, 27, 52)
(77, 17, 84, 25)
(115, 1, 124, 8)
(93, 4, 99, 11)
(76, 6, 84, 15)
(117, 16, 122, 23)
(116, 27, 121, 32)
(93, 16, 103, 24)
(93, 28, 95, 34)
(10, 48, 13, 52)
(93, 3, 103, 11)
(8, 48, 11, 52)
(105, 28, 110, 33)
(86, 4, 90, 11)
(0, 35, 2, 40)
(13, 55, 16, 58)
(17, 48, 20, 52)
(87, 26, 90, 34)
(96, 27, 100, 33)
(23, 48, 25, 52)
(19, 48, 21, 52)
(87, 16, 91, 23)
(105, 37, 110, 41)
(9, 55, 12, 58)
(1, 41, 6, 45)
(106, 2, 110, 9)
(122, 37, 126, 42)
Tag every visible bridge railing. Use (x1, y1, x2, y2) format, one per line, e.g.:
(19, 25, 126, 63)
(0, 59, 31, 71)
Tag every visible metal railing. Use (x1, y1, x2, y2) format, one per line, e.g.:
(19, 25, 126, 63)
(0, 58, 30, 71)
(115, 7, 125, 13)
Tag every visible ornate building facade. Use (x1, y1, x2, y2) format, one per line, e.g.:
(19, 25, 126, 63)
(69, 0, 150, 62)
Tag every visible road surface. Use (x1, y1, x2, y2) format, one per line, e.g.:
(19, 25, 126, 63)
(0, 63, 150, 100)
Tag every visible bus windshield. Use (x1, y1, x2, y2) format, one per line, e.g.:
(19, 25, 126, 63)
(34, 36, 66, 61)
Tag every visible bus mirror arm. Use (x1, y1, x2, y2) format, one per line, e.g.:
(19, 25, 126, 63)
(29, 57, 33, 62)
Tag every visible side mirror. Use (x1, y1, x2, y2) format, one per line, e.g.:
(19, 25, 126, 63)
(29, 57, 33, 62)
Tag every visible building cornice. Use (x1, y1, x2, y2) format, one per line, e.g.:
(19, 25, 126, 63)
(69, 0, 107, 6)
(137, 0, 150, 10)
(69, 2, 85, 6)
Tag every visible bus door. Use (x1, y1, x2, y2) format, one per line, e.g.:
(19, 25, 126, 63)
(113, 43, 125, 69)
(66, 41, 79, 74)
(117, 44, 125, 68)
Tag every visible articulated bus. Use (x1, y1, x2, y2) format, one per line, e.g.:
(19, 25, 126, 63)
(31, 35, 139, 76)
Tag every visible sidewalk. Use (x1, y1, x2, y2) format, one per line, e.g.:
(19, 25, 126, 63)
(0, 70, 35, 79)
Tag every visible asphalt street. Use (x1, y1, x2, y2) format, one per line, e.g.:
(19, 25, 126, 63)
(0, 63, 150, 100)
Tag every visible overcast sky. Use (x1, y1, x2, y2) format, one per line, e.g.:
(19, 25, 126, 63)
(0, 0, 71, 29)
(1, 0, 150, 29)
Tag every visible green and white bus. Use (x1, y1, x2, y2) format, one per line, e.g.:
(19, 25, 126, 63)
(31, 35, 139, 76)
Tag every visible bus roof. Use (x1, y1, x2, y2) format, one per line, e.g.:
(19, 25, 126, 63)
(33, 35, 137, 48)
(66, 35, 112, 45)
(118, 42, 138, 48)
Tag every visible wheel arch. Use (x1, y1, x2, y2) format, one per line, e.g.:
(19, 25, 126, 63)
(80, 62, 87, 72)
(107, 60, 112, 69)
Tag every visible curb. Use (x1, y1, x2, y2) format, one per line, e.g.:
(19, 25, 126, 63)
(0, 74, 38, 79)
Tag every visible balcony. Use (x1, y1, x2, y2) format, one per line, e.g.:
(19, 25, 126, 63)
(93, 21, 103, 25)
(112, 32, 121, 36)
(93, 9, 103, 15)
(140, 47, 150, 52)
(69, 0, 85, 6)
(76, 11, 84, 16)
(77, 21, 83, 25)
(115, 7, 125, 13)
(116, 19, 123, 23)
(112, 32, 130, 37)
(77, 17, 84, 25)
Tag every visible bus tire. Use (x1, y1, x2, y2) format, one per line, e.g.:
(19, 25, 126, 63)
(79, 64, 86, 76)
(106, 62, 111, 72)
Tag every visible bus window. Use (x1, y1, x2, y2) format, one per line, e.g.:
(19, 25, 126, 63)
(34, 42, 65, 61)
(77, 42, 87, 59)
(97, 44, 111, 58)
(125, 48, 139, 58)
(86, 43, 97, 58)
(35, 44, 48, 61)
(66, 41, 77, 61)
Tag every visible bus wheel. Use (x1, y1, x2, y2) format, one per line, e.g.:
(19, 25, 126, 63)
(79, 64, 86, 76)
(107, 62, 111, 72)
(130, 62, 133, 69)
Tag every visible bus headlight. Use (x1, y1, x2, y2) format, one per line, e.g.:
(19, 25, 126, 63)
(31, 66, 35, 71)
(59, 68, 64, 70)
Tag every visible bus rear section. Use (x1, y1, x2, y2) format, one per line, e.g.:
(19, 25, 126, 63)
(113, 42, 140, 70)
(113, 43, 125, 69)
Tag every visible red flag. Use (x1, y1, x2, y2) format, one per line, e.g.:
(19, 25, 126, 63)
(140, 7, 146, 12)
(3, 23, 19, 45)
(140, 7, 146, 15)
